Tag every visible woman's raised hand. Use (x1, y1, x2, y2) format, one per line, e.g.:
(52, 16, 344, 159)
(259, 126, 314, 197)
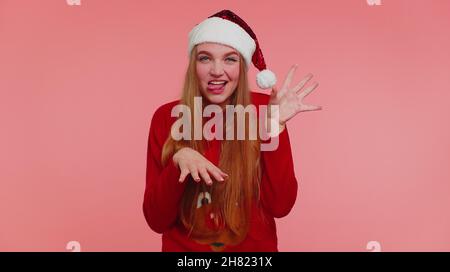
(172, 147, 228, 185)
(268, 64, 322, 129)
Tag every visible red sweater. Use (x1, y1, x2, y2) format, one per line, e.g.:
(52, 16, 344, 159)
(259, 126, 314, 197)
(143, 91, 298, 252)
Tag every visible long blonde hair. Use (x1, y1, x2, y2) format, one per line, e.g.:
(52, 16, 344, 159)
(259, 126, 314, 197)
(161, 45, 262, 243)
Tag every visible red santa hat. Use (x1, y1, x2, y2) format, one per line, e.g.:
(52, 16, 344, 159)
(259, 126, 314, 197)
(188, 9, 277, 90)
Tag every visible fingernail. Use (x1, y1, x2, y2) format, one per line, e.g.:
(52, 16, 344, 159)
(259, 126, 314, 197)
(219, 177, 224, 181)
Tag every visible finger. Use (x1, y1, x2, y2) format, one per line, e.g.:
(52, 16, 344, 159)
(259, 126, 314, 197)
(216, 167, 229, 179)
(205, 160, 228, 178)
(280, 64, 298, 94)
(298, 82, 319, 99)
(219, 168, 229, 178)
(207, 165, 226, 182)
(178, 162, 189, 183)
(189, 165, 201, 182)
(179, 169, 190, 183)
(292, 73, 314, 94)
(301, 104, 323, 112)
(198, 167, 213, 185)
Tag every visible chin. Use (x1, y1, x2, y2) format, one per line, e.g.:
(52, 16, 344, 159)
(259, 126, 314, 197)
(204, 94, 228, 105)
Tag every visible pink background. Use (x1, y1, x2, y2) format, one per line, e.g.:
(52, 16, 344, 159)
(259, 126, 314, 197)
(1, 0, 449, 252)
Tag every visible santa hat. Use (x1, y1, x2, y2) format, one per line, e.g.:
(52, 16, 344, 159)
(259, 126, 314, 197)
(188, 9, 277, 90)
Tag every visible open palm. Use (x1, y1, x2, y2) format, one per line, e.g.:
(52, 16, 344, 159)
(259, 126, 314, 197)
(268, 64, 322, 126)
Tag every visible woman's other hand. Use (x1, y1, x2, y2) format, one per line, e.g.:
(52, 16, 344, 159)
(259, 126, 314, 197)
(172, 147, 228, 185)
(268, 64, 323, 132)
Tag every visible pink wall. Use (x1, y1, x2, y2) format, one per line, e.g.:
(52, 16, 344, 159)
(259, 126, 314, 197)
(1, 0, 449, 252)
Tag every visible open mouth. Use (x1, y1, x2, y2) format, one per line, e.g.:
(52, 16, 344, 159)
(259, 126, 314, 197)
(207, 80, 228, 93)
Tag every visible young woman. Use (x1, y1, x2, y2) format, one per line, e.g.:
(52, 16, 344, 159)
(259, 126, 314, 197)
(143, 10, 322, 252)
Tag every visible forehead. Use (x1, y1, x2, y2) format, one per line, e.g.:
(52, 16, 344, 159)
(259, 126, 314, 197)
(196, 42, 238, 55)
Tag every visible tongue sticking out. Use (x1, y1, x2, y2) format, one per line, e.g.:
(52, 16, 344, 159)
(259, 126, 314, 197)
(208, 82, 226, 91)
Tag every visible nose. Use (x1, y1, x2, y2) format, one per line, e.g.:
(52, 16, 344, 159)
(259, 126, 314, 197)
(210, 61, 224, 76)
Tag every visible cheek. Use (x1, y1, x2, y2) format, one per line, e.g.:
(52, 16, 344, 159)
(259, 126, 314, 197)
(196, 65, 209, 82)
(226, 66, 240, 82)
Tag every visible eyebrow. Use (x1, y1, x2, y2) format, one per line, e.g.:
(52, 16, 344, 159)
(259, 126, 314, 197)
(197, 50, 239, 57)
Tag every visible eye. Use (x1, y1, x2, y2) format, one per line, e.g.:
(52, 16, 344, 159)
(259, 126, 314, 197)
(198, 56, 209, 61)
(226, 57, 237, 62)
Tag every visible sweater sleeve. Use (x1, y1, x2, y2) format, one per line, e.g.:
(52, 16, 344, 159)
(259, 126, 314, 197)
(259, 125, 298, 218)
(143, 106, 187, 234)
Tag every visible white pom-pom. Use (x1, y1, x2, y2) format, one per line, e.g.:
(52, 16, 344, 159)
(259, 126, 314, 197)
(256, 69, 277, 89)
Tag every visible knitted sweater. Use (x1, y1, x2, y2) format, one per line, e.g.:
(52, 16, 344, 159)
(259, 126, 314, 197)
(143, 91, 298, 252)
